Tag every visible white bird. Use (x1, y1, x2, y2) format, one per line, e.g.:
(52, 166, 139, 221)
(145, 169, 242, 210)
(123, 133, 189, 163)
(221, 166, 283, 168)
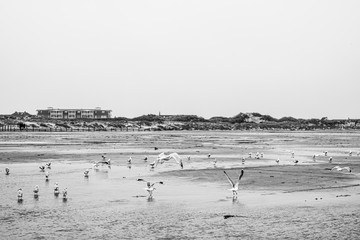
(137, 179, 164, 198)
(5, 167, 10, 175)
(127, 157, 132, 164)
(45, 162, 51, 169)
(241, 157, 245, 164)
(276, 158, 280, 164)
(45, 171, 49, 181)
(17, 188, 23, 201)
(291, 151, 295, 158)
(39, 165, 45, 171)
(293, 159, 299, 165)
(33, 185, 39, 197)
(149, 161, 156, 169)
(213, 158, 217, 167)
(329, 157, 333, 163)
(143, 156, 148, 161)
(223, 170, 244, 198)
(260, 153, 264, 158)
(62, 188, 68, 199)
(95, 159, 111, 167)
(331, 166, 351, 172)
(54, 183, 60, 195)
(84, 169, 90, 178)
(324, 151, 328, 156)
(157, 152, 183, 168)
(248, 152, 252, 158)
(349, 151, 353, 156)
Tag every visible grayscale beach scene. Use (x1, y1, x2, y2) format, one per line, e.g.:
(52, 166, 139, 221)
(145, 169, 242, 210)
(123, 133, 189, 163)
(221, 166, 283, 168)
(1, 1, 359, 239)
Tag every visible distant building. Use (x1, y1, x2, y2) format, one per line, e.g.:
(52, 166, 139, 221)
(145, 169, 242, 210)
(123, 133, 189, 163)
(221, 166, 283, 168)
(36, 107, 112, 119)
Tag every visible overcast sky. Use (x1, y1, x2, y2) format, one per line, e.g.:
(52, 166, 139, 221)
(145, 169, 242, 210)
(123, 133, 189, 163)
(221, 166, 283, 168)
(1, 1, 359, 119)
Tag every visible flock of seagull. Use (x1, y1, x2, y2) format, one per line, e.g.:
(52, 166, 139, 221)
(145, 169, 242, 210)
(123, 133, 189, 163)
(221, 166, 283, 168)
(4, 148, 359, 202)
(14, 162, 68, 203)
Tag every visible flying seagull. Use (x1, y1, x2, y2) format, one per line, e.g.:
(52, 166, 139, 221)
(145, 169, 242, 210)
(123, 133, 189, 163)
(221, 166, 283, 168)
(137, 179, 164, 198)
(223, 169, 244, 198)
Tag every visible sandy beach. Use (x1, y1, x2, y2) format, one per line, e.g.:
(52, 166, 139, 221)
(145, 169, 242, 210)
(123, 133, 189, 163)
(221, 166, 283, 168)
(1, 130, 360, 239)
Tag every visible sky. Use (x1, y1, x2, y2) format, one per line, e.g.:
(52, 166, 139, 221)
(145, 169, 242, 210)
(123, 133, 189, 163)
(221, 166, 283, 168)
(1, 1, 359, 119)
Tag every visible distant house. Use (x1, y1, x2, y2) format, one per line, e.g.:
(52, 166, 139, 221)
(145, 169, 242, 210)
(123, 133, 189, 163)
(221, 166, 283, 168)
(36, 107, 112, 119)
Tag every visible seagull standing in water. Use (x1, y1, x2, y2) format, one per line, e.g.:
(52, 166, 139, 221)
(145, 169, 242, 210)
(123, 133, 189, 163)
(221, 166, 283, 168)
(45, 171, 50, 181)
(17, 188, 23, 201)
(137, 179, 164, 198)
(149, 161, 156, 169)
(213, 158, 217, 167)
(33, 185, 39, 198)
(223, 169, 244, 198)
(62, 188, 68, 200)
(5, 168, 10, 175)
(84, 169, 90, 178)
(54, 183, 60, 195)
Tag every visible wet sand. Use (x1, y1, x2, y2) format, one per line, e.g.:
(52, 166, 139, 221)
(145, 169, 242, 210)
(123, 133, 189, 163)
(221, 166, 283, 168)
(1, 131, 360, 239)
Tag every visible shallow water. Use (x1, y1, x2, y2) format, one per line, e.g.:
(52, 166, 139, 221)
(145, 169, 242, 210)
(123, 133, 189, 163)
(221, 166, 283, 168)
(1, 161, 360, 239)
(1, 131, 360, 239)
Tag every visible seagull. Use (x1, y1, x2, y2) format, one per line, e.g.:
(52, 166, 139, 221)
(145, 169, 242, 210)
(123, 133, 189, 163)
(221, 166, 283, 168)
(84, 169, 90, 178)
(101, 154, 107, 161)
(39, 165, 45, 171)
(208, 154, 211, 158)
(127, 157, 132, 164)
(54, 183, 60, 195)
(260, 153, 264, 158)
(331, 166, 351, 172)
(293, 159, 299, 165)
(95, 159, 111, 167)
(213, 158, 217, 167)
(45, 162, 51, 169)
(223, 169, 244, 198)
(241, 157, 245, 164)
(33, 185, 39, 197)
(62, 188, 68, 200)
(45, 171, 50, 181)
(324, 151, 328, 156)
(276, 158, 280, 164)
(143, 156, 148, 161)
(187, 156, 191, 161)
(329, 157, 333, 163)
(349, 151, 353, 157)
(17, 188, 23, 201)
(248, 152, 252, 158)
(157, 152, 183, 168)
(149, 161, 157, 169)
(5, 167, 10, 175)
(291, 151, 295, 158)
(137, 179, 164, 198)
(180, 160, 184, 169)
